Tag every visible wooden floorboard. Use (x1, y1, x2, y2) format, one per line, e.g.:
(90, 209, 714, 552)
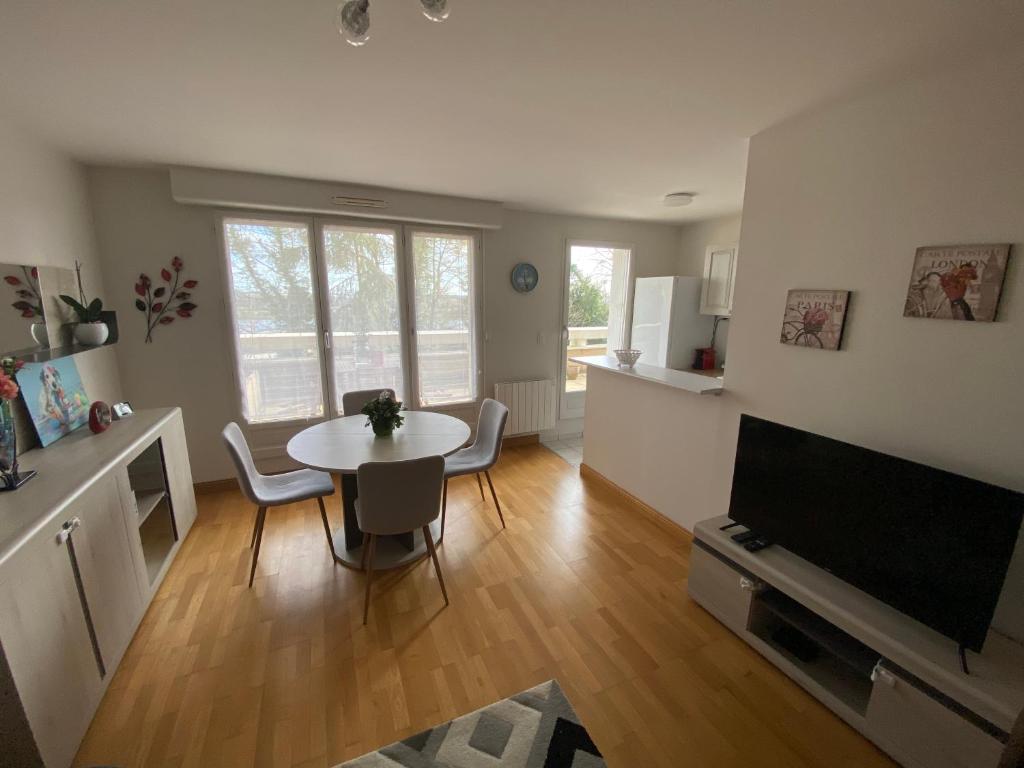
(74, 443, 896, 767)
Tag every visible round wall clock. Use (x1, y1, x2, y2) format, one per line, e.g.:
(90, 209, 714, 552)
(511, 262, 539, 293)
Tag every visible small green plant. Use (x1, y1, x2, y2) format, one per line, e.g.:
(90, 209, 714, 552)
(361, 391, 405, 436)
(60, 261, 104, 323)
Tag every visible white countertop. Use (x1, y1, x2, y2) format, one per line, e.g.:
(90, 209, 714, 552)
(569, 355, 724, 395)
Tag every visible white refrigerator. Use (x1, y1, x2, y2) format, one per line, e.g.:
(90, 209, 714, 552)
(629, 276, 713, 369)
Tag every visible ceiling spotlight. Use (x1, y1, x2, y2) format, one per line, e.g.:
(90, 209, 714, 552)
(420, 0, 450, 22)
(663, 192, 696, 207)
(337, 0, 370, 46)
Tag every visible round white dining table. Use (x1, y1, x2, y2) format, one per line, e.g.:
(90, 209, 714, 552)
(286, 411, 470, 570)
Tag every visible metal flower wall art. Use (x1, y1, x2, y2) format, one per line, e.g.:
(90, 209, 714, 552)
(135, 257, 198, 343)
(5, 266, 43, 320)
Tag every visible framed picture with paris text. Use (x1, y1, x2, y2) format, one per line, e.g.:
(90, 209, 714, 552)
(780, 289, 850, 351)
(903, 244, 1010, 322)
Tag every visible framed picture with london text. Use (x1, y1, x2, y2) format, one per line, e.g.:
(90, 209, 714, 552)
(903, 244, 1010, 322)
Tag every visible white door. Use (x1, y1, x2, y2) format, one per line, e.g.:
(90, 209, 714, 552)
(559, 241, 633, 419)
(316, 221, 409, 412)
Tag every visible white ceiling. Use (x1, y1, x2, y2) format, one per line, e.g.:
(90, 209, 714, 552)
(1, 1, 1022, 222)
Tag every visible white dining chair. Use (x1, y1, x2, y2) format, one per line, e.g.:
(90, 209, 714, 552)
(342, 388, 396, 416)
(222, 423, 337, 587)
(440, 398, 509, 541)
(356, 455, 448, 624)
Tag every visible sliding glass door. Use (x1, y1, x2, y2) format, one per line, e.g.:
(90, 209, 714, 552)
(221, 214, 481, 425)
(318, 223, 408, 407)
(409, 231, 477, 407)
(222, 216, 327, 423)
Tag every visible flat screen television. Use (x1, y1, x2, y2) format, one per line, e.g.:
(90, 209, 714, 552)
(728, 414, 1023, 653)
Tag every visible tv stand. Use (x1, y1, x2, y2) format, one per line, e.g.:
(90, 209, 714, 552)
(688, 515, 1024, 768)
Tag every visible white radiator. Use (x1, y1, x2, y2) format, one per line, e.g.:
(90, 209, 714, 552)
(494, 379, 556, 435)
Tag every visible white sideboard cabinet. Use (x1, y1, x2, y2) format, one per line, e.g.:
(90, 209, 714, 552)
(0, 408, 196, 767)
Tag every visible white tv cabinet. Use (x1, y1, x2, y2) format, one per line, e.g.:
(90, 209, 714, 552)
(689, 515, 1024, 768)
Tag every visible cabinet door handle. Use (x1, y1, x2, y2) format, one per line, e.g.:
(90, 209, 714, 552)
(870, 664, 896, 687)
(56, 516, 82, 544)
(739, 576, 759, 592)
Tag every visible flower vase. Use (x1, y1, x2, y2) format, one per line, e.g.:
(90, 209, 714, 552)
(74, 321, 109, 346)
(371, 421, 394, 438)
(0, 399, 18, 488)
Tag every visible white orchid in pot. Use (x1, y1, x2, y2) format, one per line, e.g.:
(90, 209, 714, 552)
(60, 261, 109, 346)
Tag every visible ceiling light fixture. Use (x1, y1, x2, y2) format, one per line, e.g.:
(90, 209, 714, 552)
(663, 192, 696, 207)
(420, 0, 450, 22)
(336, 0, 451, 47)
(337, 0, 370, 46)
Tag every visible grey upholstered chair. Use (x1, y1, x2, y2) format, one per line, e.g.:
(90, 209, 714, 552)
(440, 398, 509, 541)
(222, 422, 336, 587)
(342, 388, 396, 416)
(356, 454, 448, 624)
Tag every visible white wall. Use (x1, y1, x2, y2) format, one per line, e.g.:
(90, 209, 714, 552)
(87, 167, 238, 483)
(0, 114, 121, 448)
(584, 48, 1024, 643)
(676, 212, 743, 364)
(86, 168, 682, 480)
(677, 213, 743, 275)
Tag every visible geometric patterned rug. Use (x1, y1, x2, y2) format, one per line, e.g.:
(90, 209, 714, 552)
(337, 679, 606, 767)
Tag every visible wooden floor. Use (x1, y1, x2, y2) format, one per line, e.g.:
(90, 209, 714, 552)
(74, 443, 895, 768)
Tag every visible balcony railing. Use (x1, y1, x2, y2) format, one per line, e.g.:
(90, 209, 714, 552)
(236, 329, 474, 421)
(565, 326, 608, 393)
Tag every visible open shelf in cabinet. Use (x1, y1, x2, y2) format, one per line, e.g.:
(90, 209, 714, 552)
(749, 587, 880, 716)
(126, 439, 178, 585)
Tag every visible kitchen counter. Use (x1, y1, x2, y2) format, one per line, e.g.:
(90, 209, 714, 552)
(569, 355, 724, 395)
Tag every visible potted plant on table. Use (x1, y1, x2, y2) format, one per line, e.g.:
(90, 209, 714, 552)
(361, 391, 405, 437)
(61, 261, 109, 346)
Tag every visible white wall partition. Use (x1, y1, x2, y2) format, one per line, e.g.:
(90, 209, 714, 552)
(582, 47, 1024, 643)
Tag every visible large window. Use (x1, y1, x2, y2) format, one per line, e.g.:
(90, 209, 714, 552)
(223, 218, 325, 423)
(411, 231, 476, 406)
(321, 224, 406, 402)
(221, 215, 480, 424)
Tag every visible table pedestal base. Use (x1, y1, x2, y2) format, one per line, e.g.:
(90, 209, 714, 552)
(329, 519, 442, 571)
(330, 472, 442, 571)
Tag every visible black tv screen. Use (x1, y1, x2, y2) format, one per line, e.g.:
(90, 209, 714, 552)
(728, 414, 1023, 652)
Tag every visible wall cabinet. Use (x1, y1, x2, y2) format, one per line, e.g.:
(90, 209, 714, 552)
(699, 243, 738, 316)
(0, 408, 195, 767)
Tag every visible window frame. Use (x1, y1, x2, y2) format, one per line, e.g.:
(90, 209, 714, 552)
(404, 224, 484, 411)
(216, 209, 485, 429)
(314, 218, 413, 414)
(216, 212, 332, 429)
